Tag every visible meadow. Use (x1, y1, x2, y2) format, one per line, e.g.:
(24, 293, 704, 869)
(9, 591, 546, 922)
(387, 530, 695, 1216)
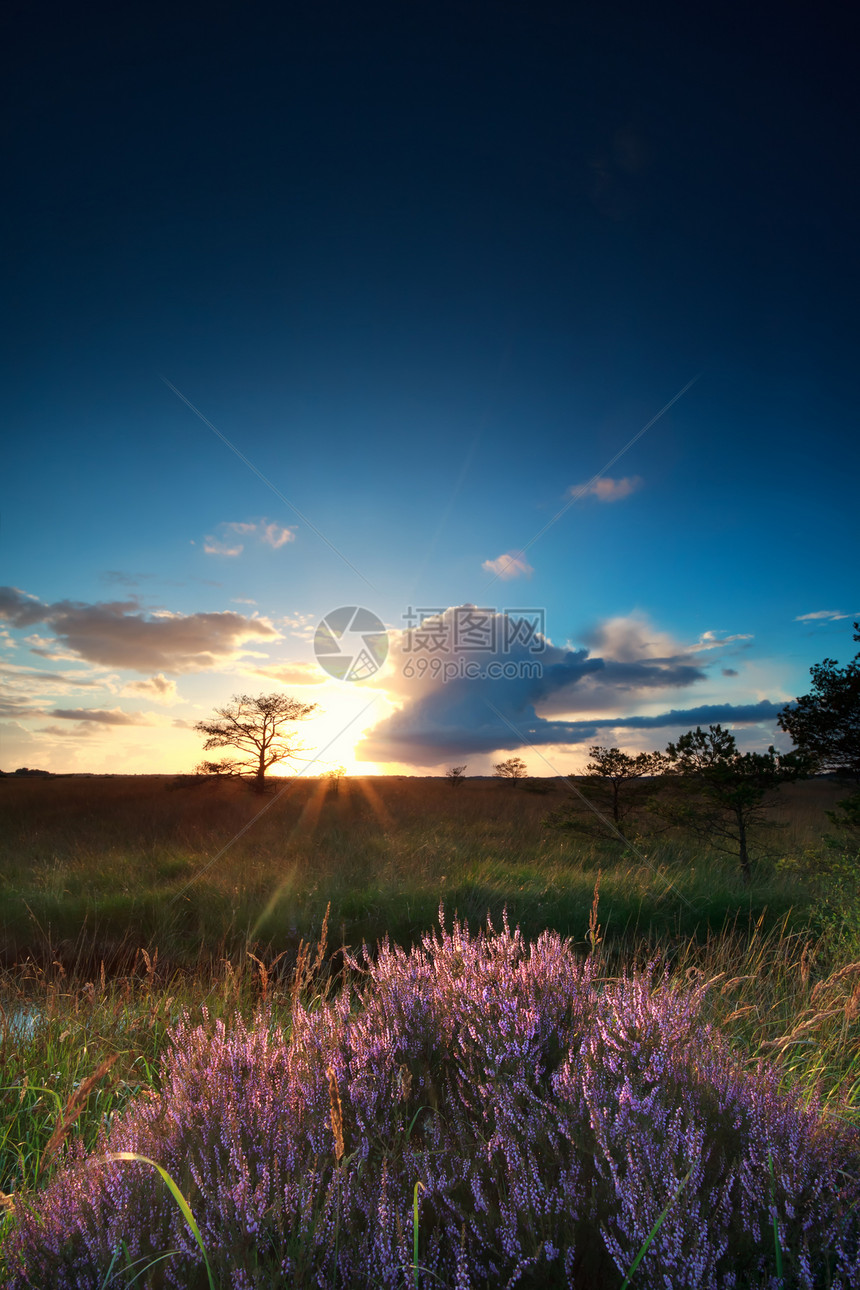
(1, 773, 858, 1287)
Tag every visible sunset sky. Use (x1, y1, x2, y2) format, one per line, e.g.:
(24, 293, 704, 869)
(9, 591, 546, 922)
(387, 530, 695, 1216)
(2, 1, 857, 777)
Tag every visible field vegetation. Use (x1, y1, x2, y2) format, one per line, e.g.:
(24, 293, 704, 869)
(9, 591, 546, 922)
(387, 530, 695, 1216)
(1, 772, 858, 1285)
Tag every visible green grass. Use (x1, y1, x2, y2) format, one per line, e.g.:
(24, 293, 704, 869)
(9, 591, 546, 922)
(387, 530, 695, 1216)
(0, 775, 847, 969)
(1, 772, 858, 1221)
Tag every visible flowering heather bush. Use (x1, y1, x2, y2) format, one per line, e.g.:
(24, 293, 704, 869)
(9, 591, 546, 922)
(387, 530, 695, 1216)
(5, 914, 860, 1288)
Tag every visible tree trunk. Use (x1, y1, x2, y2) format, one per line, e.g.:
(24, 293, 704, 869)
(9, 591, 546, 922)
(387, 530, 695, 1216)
(736, 809, 751, 885)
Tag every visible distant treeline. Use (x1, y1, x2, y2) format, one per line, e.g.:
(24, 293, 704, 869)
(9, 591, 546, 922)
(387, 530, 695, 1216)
(0, 768, 95, 779)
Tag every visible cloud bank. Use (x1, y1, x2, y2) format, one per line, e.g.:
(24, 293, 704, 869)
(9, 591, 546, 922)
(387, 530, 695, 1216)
(358, 608, 778, 765)
(48, 707, 151, 725)
(0, 587, 278, 674)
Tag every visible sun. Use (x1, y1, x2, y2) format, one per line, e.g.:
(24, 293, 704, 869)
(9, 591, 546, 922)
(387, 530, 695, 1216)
(266, 680, 396, 778)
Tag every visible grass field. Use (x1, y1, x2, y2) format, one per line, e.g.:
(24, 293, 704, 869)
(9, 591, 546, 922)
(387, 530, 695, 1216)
(0, 773, 852, 967)
(1, 773, 858, 1285)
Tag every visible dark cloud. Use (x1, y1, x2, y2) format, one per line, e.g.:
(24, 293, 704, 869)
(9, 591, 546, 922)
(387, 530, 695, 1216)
(0, 697, 43, 719)
(0, 588, 47, 629)
(0, 663, 106, 728)
(0, 660, 108, 728)
(48, 708, 148, 725)
(362, 693, 784, 763)
(358, 608, 779, 765)
(582, 700, 784, 733)
(722, 668, 739, 677)
(0, 587, 278, 673)
(0, 664, 101, 688)
(37, 724, 99, 738)
(359, 609, 705, 763)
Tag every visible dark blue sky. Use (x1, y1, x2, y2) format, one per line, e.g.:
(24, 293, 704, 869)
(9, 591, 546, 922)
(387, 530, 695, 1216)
(2, 0, 857, 772)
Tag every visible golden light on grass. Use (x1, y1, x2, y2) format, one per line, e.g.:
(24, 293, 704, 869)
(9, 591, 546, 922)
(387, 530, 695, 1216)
(352, 775, 395, 830)
(246, 777, 330, 942)
(39, 1054, 119, 1177)
(327, 1066, 345, 1162)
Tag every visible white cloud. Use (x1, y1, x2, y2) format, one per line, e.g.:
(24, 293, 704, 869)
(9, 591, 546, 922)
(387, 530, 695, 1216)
(481, 551, 534, 580)
(0, 719, 36, 742)
(22, 633, 85, 662)
(582, 613, 686, 664)
(247, 661, 327, 686)
(204, 537, 244, 557)
(122, 673, 180, 703)
(795, 609, 857, 622)
(260, 522, 295, 548)
(568, 475, 642, 503)
(204, 519, 296, 557)
(280, 612, 316, 640)
(24, 634, 55, 650)
(694, 630, 754, 651)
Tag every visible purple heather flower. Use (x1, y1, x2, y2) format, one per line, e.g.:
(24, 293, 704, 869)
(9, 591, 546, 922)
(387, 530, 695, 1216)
(4, 918, 858, 1288)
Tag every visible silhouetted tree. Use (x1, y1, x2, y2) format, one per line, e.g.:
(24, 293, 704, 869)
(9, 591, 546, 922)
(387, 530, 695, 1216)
(325, 765, 346, 796)
(194, 693, 319, 794)
(659, 724, 809, 883)
(777, 622, 860, 780)
(446, 765, 467, 788)
(827, 790, 860, 842)
(546, 745, 665, 839)
(494, 756, 528, 783)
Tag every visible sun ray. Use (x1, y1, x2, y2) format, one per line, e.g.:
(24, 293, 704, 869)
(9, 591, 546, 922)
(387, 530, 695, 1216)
(352, 776, 395, 831)
(248, 777, 329, 942)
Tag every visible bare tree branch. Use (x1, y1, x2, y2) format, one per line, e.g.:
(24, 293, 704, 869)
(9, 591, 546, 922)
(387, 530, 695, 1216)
(193, 692, 319, 793)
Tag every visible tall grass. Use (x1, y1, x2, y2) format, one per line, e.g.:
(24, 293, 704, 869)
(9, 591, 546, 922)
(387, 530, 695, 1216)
(0, 775, 846, 972)
(1, 774, 857, 1284)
